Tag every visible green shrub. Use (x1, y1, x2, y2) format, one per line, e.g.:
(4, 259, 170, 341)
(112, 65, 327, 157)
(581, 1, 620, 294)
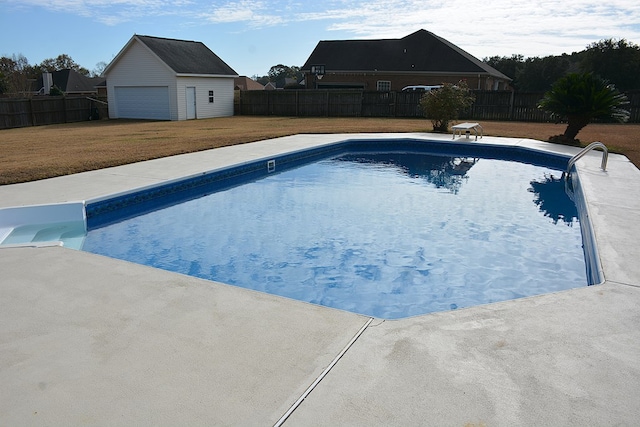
(419, 81, 475, 132)
(49, 85, 63, 96)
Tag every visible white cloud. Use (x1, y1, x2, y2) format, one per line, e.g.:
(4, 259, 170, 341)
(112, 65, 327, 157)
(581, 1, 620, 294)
(292, 0, 640, 57)
(6, 0, 640, 55)
(7, 0, 196, 25)
(198, 0, 285, 27)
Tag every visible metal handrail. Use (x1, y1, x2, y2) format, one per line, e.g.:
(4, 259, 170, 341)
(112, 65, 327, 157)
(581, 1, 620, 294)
(565, 141, 608, 176)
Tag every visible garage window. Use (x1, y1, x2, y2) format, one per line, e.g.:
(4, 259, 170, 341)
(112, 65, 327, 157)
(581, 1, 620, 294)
(377, 81, 391, 91)
(208, 90, 214, 103)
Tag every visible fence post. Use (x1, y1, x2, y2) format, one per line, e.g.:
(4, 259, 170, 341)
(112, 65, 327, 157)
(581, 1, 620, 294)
(508, 90, 515, 120)
(325, 90, 329, 117)
(29, 98, 36, 126)
(390, 91, 395, 117)
(63, 96, 68, 123)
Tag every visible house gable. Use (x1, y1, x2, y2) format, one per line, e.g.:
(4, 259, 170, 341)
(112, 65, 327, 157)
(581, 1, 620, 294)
(106, 40, 176, 87)
(302, 30, 511, 90)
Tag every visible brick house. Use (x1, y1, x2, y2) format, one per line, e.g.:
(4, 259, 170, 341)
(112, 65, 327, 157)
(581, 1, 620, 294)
(302, 30, 511, 91)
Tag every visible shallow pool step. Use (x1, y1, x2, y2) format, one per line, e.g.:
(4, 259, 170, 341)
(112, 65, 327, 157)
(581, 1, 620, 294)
(1, 222, 86, 250)
(0, 227, 13, 243)
(1, 225, 40, 245)
(0, 201, 86, 249)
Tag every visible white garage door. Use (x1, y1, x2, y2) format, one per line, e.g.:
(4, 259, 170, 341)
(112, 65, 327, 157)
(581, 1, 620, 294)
(114, 86, 170, 120)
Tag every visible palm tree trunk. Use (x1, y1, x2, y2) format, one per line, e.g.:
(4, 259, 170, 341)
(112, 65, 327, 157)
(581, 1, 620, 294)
(563, 115, 590, 140)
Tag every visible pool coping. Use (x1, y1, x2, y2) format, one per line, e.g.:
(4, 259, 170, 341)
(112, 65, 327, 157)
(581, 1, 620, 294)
(81, 137, 602, 316)
(2, 132, 640, 425)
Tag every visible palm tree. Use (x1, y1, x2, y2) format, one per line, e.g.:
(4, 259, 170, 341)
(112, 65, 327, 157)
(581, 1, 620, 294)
(538, 72, 630, 144)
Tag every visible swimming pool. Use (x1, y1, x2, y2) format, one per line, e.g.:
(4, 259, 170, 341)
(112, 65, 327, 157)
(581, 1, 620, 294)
(80, 139, 599, 319)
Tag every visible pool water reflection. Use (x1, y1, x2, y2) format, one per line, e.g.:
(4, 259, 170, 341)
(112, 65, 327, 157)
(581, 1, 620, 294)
(82, 151, 588, 319)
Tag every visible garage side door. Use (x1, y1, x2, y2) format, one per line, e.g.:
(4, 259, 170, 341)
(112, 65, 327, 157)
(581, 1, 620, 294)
(114, 86, 170, 120)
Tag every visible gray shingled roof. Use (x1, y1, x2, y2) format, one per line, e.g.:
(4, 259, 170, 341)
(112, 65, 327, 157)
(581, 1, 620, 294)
(302, 30, 510, 80)
(35, 69, 104, 93)
(136, 35, 237, 76)
(234, 76, 265, 90)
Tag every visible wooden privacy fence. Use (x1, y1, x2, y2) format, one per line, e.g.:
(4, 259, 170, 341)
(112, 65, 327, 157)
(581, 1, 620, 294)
(236, 89, 640, 123)
(236, 90, 425, 118)
(3, 90, 638, 129)
(0, 96, 109, 129)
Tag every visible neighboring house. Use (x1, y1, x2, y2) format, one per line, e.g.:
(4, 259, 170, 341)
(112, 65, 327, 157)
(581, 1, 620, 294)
(302, 30, 511, 91)
(260, 77, 303, 91)
(95, 80, 107, 97)
(104, 34, 238, 120)
(273, 77, 303, 89)
(35, 69, 104, 96)
(234, 76, 264, 90)
(278, 77, 304, 89)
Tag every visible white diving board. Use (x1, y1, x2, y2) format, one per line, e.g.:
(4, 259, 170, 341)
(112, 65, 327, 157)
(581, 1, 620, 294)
(452, 122, 483, 141)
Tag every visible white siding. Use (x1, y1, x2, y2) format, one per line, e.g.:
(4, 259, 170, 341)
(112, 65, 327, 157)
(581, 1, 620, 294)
(106, 37, 236, 121)
(106, 41, 178, 120)
(176, 76, 235, 120)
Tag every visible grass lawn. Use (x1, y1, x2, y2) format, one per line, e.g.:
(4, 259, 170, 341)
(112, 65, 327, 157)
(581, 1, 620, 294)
(1, 116, 639, 185)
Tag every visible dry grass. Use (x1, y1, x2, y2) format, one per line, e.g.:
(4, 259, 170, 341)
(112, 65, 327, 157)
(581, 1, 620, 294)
(1, 116, 638, 185)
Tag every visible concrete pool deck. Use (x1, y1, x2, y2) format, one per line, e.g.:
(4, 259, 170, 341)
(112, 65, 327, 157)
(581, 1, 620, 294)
(1, 133, 639, 425)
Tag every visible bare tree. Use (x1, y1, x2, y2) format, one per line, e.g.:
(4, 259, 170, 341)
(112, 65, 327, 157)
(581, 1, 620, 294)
(0, 54, 35, 96)
(38, 54, 90, 76)
(92, 61, 109, 77)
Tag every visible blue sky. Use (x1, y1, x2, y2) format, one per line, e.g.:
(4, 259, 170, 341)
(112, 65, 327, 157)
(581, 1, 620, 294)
(2, 0, 640, 77)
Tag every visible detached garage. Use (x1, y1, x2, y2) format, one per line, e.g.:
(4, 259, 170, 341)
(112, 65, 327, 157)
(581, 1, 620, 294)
(105, 35, 238, 120)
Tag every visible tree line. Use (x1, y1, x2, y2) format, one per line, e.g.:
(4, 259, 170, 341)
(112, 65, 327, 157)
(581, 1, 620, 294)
(2, 37, 639, 96)
(484, 39, 640, 92)
(251, 64, 304, 89)
(0, 54, 107, 95)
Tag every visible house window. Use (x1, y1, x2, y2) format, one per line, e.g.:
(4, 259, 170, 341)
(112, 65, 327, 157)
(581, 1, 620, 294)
(377, 81, 391, 91)
(208, 90, 214, 103)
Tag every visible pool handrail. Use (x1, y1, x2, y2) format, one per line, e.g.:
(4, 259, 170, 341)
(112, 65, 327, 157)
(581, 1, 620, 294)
(565, 141, 608, 176)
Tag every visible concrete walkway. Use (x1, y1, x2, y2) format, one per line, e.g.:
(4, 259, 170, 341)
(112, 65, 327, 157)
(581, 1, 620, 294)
(1, 133, 639, 426)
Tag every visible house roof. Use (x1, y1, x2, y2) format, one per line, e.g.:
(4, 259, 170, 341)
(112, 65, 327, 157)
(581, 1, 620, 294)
(302, 30, 511, 80)
(234, 76, 264, 90)
(106, 35, 238, 76)
(35, 69, 104, 94)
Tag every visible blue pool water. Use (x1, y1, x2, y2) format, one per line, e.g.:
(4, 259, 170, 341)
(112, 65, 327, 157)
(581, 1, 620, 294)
(82, 148, 589, 319)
